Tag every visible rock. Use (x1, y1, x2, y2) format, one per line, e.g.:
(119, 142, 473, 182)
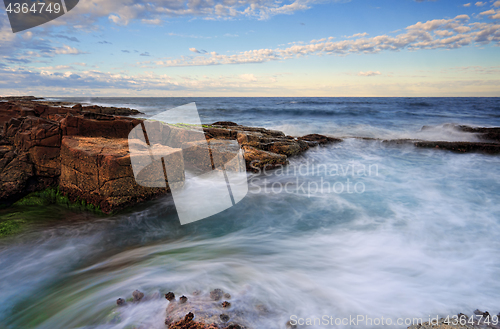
(455, 125, 500, 143)
(286, 320, 297, 329)
(210, 289, 224, 301)
(220, 314, 230, 322)
(132, 290, 144, 302)
(116, 298, 126, 306)
(298, 134, 342, 145)
(242, 145, 288, 172)
(59, 136, 183, 213)
(222, 301, 231, 308)
(211, 121, 239, 127)
(61, 113, 142, 138)
(267, 140, 309, 157)
(223, 293, 231, 299)
(414, 141, 500, 154)
(167, 312, 219, 329)
(180, 296, 188, 304)
(166, 292, 176, 301)
(0, 96, 41, 101)
(225, 325, 242, 329)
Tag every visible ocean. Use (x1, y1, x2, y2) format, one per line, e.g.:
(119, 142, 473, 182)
(1, 97, 499, 328)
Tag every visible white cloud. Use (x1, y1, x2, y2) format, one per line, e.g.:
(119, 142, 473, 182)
(347, 32, 369, 38)
(141, 18, 162, 25)
(240, 73, 257, 81)
(479, 9, 496, 15)
(139, 14, 500, 68)
(358, 71, 381, 76)
(54, 45, 86, 55)
(65, 0, 348, 27)
(464, 3, 471, 7)
(494, 1, 500, 7)
(475, 1, 486, 6)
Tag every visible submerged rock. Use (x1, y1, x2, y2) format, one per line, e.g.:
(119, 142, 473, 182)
(180, 295, 188, 304)
(167, 312, 219, 329)
(210, 289, 224, 301)
(132, 290, 144, 302)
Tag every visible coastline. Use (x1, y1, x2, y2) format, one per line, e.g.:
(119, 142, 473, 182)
(1, 97, 500, 329)
(2, 97, 500, 228)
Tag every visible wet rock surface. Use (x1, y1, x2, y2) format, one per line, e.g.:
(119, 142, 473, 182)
(0, 96, 143, 116)
(0, 100, 337, 211)
(162, 288, 248, 329)
(5, 98, 499, 213)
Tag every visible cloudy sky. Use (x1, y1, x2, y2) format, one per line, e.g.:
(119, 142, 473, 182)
(1, 0, 500, 96)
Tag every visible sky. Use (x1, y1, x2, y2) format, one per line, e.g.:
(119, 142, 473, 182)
(0, 0, 500, 97)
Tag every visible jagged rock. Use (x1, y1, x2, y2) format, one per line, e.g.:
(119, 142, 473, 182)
(167, 312, 219, 329)
(180, 296, 188, 304)
(166, 292, 176, 301)
(116, 298, 126, 306)
(242, 146, 288, 171)
(298, 134, 342, 145)
(132, 290, 144, 302)
(59, 136, 184, 213)
(222, 301, 231, 308)
(210, 289, 224, 301)
(415, 141, 500, 154)
(220, 314, 230, 322)
(61, 113, 142, 138)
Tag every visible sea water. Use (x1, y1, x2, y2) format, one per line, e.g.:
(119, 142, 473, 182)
(0, 97, 499, 328)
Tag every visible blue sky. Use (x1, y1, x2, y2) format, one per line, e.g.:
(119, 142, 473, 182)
(1, 0, 499, 96)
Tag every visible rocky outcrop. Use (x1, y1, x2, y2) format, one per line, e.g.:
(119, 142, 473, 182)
(0, 96, 143, 117)
(59, 136, 184, 213)
(201, 122, 340, 171)
(414, 141, 500, 154)
(0, 101, 338, 212)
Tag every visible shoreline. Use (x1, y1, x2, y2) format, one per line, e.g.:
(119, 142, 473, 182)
(1, 97, 500, 224)
(1, 97, 500, 328)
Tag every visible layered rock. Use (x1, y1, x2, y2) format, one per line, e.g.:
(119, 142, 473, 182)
(60, 136, 184, 213)
(0, 102, 338, 212)
(0, 96, 142, 117)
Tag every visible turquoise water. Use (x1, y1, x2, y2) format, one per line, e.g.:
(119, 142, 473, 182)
(1, 98, 500, 328)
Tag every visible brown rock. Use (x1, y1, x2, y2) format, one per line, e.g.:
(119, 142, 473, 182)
(211, 121, 239, 126)
(165, 292, 176, 301)
(168, 312, 219, 329)
(59, 136, 183, 213)
(298, 134, 342, 145)
(415, 141, 500, 154)
(210, 289, 224, 301)
(242, 145, 288, 172)
(179, 295, 188, 304)
(132, 290, 144, 302)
